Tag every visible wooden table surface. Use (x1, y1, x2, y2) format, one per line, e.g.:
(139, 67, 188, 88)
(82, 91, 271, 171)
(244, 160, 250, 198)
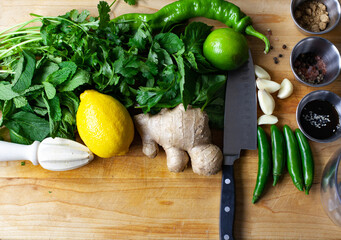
(1, 0, 341, 239)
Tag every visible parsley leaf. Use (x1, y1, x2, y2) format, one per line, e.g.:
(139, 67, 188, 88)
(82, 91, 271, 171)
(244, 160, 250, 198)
(124, 0, 137, 5)
(98, 1, 111, 29)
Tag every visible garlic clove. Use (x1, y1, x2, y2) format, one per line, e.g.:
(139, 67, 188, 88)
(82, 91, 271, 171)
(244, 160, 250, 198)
(257, 115, 278, 125)
(254, 65, 271, 80)
(256, 78, 281, 93)
(277, 78, 294, 99)
(258, 89, 275, 115)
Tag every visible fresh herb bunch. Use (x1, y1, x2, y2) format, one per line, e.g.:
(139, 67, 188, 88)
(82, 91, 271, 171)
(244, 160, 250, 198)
(0, 1, 226, 144)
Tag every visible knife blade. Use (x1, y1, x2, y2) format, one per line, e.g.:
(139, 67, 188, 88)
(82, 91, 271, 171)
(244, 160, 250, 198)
(220, 50, 257, 240)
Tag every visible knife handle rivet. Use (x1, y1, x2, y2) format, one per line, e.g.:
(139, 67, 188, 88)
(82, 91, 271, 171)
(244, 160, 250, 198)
(224, 234, 230, 240)
(224, 206, 230, 213)
(225, 178, 231, 184)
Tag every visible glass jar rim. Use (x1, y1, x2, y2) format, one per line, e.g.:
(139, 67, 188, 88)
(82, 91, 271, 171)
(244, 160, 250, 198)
(335, 153, 341, 203)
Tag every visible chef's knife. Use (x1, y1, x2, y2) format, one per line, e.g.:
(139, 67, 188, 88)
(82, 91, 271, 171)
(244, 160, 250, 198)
(220, 50, 257, 240)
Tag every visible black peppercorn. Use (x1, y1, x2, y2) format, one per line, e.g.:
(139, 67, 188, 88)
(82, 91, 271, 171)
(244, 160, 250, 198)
(273, 57, 279, 64)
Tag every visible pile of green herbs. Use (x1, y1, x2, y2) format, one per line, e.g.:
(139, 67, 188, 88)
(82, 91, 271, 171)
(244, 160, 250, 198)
(0, 1, 226, 144)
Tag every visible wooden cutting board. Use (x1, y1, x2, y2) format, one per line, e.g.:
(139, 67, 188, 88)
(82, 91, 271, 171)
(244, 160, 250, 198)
(1, 0, 341, 239)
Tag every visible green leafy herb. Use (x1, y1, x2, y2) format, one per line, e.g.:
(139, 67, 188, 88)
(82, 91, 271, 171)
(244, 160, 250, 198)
(0, 2, 226, 144)
(12, 51, 36, 93)
(124, 0, 137, 5)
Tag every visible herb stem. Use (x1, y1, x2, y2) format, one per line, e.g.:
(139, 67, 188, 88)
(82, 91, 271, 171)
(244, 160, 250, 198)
(0, 33, 41, 46)
(0, 18, 42, 35)
(0, 37, 42, 59)
(0, 31, 40, 39)
(0, 70, 15, 74)
(109, 0, 118, 8)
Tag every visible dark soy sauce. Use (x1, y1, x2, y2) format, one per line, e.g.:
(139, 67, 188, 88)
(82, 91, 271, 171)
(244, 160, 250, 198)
(300, 100, 340, 139)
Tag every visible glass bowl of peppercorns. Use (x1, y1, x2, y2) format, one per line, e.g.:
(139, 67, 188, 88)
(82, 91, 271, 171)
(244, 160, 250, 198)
(290, 36, 341, 87)
(291, 0, 340, 35)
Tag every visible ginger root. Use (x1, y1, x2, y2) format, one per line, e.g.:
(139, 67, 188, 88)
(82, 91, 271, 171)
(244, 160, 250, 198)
(134, 104, 223, 176)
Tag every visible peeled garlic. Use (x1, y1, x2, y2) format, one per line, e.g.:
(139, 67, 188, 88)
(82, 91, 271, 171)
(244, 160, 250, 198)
(257, 115, 278, 125)
(258, 89, 275, 115)
(277, 78, 294, 99)
(256, 78, 281, 93)
(254, 65, 271, 80)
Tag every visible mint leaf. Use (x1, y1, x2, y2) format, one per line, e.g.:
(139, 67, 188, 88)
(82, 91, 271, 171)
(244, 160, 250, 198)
(12, 50, 36, 93)
(33, 107, 48, 116)
(7, 111, 50, 142)
(46, 68, 72, 86)
(43, 81, 56, 99)
(7, 123, 33, 145)
(59, 92, 79, 115)
(0, 83, 20, 100)
(59, 69, 90, 92)
(59, 61, 77, 78)
(43, 94, 62, 137)
(13, 56, 24, 84)
(0, 100, 14, 126)
(34, 61, 60, 84)
(13, 96, 28, 108)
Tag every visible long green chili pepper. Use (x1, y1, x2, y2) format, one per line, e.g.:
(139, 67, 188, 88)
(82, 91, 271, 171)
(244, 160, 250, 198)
(295, 128, 314, 195)
(283, 125, 304, 192)
(271, 125, 286, 186)
(112, 0, 270, 53)
(252, 126, 271, 204)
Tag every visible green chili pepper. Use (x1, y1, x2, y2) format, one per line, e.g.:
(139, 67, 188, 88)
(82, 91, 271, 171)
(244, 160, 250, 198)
(113, 0, 270, 53)
(270, 125, 285, 186)
(252, 126, 271, 204)
(295, 128, 314, 195)
(283, 125, 304, 191)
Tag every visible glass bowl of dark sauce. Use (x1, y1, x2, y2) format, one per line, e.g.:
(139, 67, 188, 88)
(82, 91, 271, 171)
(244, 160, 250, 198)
(296, 90, 341, 143)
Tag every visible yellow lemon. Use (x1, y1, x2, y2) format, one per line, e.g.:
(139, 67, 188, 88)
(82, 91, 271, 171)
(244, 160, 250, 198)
(76, 90, 134, 158)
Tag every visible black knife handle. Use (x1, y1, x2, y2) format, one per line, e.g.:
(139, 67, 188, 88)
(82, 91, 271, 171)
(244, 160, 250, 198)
(220, 164, 235, 240)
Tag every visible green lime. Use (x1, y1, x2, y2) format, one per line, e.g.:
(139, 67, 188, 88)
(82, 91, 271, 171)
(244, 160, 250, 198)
(203, 28, 249, 71)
